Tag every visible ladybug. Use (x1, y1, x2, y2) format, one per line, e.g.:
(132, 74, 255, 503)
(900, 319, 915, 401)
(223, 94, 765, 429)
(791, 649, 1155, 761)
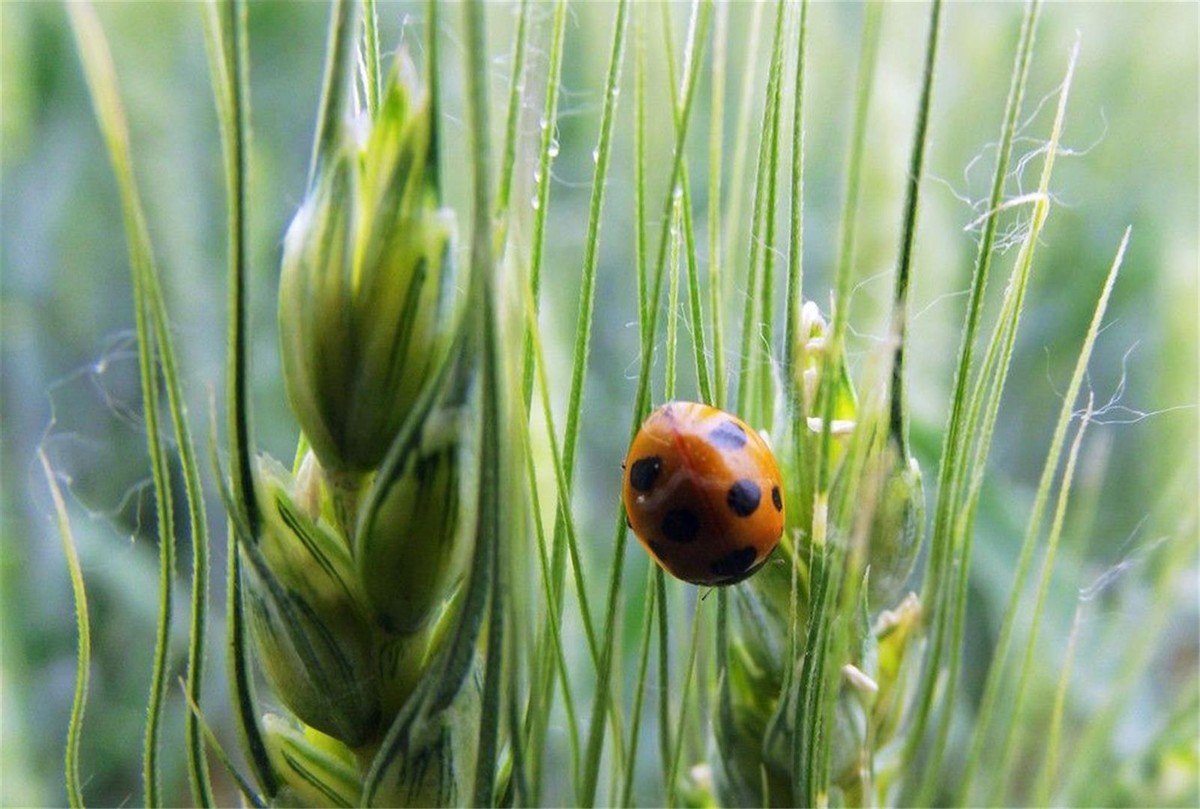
(622, 401, 785, 586)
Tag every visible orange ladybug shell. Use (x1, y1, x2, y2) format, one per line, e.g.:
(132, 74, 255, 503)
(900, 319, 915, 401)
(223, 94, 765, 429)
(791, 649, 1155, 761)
(622, 401, 785, 586)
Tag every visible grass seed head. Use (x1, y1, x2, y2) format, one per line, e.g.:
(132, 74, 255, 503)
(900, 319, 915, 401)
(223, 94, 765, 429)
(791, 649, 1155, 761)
(279, 54, 461, 475)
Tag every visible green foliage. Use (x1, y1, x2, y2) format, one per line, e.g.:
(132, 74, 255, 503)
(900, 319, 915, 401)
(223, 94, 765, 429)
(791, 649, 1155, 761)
(5, 1, 1197, 807)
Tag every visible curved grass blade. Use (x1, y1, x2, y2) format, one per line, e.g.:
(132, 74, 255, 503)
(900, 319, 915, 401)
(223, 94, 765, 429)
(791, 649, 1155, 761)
(960, 225, 1128, 803)
(990, 394, 1094, 801)
(40, 449, 90, 809)
(66, 6, 179, 802)
(898, 1, 1042, 794)
(460, 3, 511, 803)
(526, 0, 633, 799)
(582, 3, 712, 803)
(887, 0, 942, 459)
(203, 0, 277, 795)
(180, 680, 267, 808)
(921, 32, 1078, 802)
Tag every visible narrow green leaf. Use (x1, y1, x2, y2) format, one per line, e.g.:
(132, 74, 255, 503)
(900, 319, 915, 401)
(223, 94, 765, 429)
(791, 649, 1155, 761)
(925, 33, 1080, 803)
(584, 3, 712, 800)
(494, 0, 532, 224)
(360, 0, 381, 119)
(66, 6, 179, 802)
(40, 450, 90, 809)
(308, 0, 356, 190)
(204, 0, 277, 794)
(899, 1, 1042, 793)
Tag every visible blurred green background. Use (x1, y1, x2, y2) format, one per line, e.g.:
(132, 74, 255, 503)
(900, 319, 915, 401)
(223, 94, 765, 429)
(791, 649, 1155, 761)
(2, 2, 1196, 806)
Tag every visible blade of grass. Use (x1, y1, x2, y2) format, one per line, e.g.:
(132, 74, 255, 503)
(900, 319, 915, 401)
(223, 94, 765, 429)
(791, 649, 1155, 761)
(888, 0, 942, 458)
(734, 0, 786, 422)
(582, 3, 712, 804)
(493, 0, 531, 226)
(360, 0, 381, 119)
(461, 3, 511, 803)
(932, 38, 1087, 804)
(1033, 602, 1084, 806)
(307, 0, 355, 190)
(204, 0, 277, 794)
(795, 4, 882, 803)
(962, 225, 1127, 803)
(898, 1, 1042, 794)
(67, 7, 180, 803)
(523, 1, 626, 796)
(658, 2, 713, 406)
(665, 599, 705, 808)
(519, 0, 568, 411)
(40, 450, 90, 809)
(719, 1, 766, 389)
(180, 680, 267, 808)
(813, 0, 881, 509)
(707, 0, 728, 409)
(782, 0, 809, 412)
(619, 567, 659, 807)
(990, 394, 1095, 802)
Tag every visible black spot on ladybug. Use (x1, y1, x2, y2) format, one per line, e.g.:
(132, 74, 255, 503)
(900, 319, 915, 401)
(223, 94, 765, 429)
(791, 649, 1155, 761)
(629, 456, 662, 492)
(771, 485, 783, 512)
(708, 420, 748, 450)
(661, 508, 701, 543)
(649, 540, 667, 560)
(726, 479, 761, 517)
(711, 546, 757, 579)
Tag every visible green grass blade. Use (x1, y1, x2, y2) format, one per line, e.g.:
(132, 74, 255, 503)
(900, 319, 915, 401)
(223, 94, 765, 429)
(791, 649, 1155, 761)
(557, 0, 628, 484)
(180, 679, 266, 808)
(619, 568, 659, 807)
(888, 0, 942, 457)
(782, 0, 809, 406)
(204, 0, 277, 794)
(814, 0, 880, 502)
(494, 0, 531, 225)
(40, 450, 90, 809)
(461, 4, 509, 803)
(719, 1, 766, 383)
(519, 0, 568, 411)
(1033, 602, 1084, 806)
(523, 1, 624, 794)
(899, 1, 1042, 792)
(929, 36, 1082, 802)
(665, 600, 704, 807)
(961, 225, 1128, 803)
(657, 3, 713, 406)
(582, 4, 712, 802)
(634, 7, 650, 339)
(307, 0, 355, 189)
(520, 404, 582, 794)
(707, 0, 729, 409)
(66, 7, 178, 802)
(360, 0, 381, 119)
(734, 0, 786, 421)
(991, 395, 1095, 801)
